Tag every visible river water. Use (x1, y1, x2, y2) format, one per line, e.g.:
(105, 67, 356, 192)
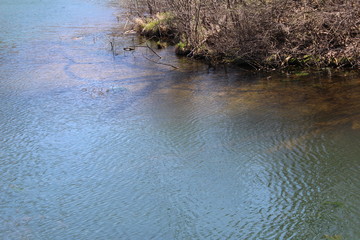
(1, 0, 359, 239)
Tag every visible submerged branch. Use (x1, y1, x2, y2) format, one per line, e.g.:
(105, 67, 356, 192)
(128, 44, 162, 58)
(142, 54, 178, 69)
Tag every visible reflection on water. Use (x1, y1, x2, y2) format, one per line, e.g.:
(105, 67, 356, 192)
(0, 0, 360, 239)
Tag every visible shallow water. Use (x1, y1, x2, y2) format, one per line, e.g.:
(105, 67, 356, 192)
(1, 1, 359, 239)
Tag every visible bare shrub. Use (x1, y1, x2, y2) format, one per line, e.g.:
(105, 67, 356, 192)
(125, 0, 360, 69)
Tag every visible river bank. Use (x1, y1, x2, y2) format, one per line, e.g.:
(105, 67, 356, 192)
(124, 0, 360, 71)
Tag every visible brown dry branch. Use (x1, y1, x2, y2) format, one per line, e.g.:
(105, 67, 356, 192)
(124, 0, 360, 70)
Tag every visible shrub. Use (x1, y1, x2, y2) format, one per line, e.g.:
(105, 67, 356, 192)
(127, 0, 360, 69)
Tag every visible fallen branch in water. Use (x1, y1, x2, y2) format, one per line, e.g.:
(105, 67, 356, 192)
(142, 54, 178, 69)
(129, 43, 162, 58)
(123, 44, 161, 57)
(123, 42, 177, 68)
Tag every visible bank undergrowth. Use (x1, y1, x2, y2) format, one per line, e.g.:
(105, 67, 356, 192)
(124, 0, 360, 70)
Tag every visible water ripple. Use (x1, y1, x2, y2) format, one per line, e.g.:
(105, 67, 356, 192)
(1, 0, 360, 239)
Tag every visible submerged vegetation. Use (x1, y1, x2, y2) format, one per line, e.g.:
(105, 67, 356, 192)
(322, 234, 343, 240)
(123, 0, 360, 70)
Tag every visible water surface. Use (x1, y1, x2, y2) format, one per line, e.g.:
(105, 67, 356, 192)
(1, 1, 359, 239)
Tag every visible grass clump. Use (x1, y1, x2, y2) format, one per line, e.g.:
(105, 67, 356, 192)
(134, 12, 176, 41)
(175, 41, 191, 56)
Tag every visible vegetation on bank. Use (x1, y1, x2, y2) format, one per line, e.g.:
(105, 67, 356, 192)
(124, 0, 360, 70)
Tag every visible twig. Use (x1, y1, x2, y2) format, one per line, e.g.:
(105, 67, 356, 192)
(127, 44, 162, 58)
(110, 40, 116, 56)
(142, 54, 178, 69)
(146, 42, 162, 58)
(187, 38, 208, 57)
